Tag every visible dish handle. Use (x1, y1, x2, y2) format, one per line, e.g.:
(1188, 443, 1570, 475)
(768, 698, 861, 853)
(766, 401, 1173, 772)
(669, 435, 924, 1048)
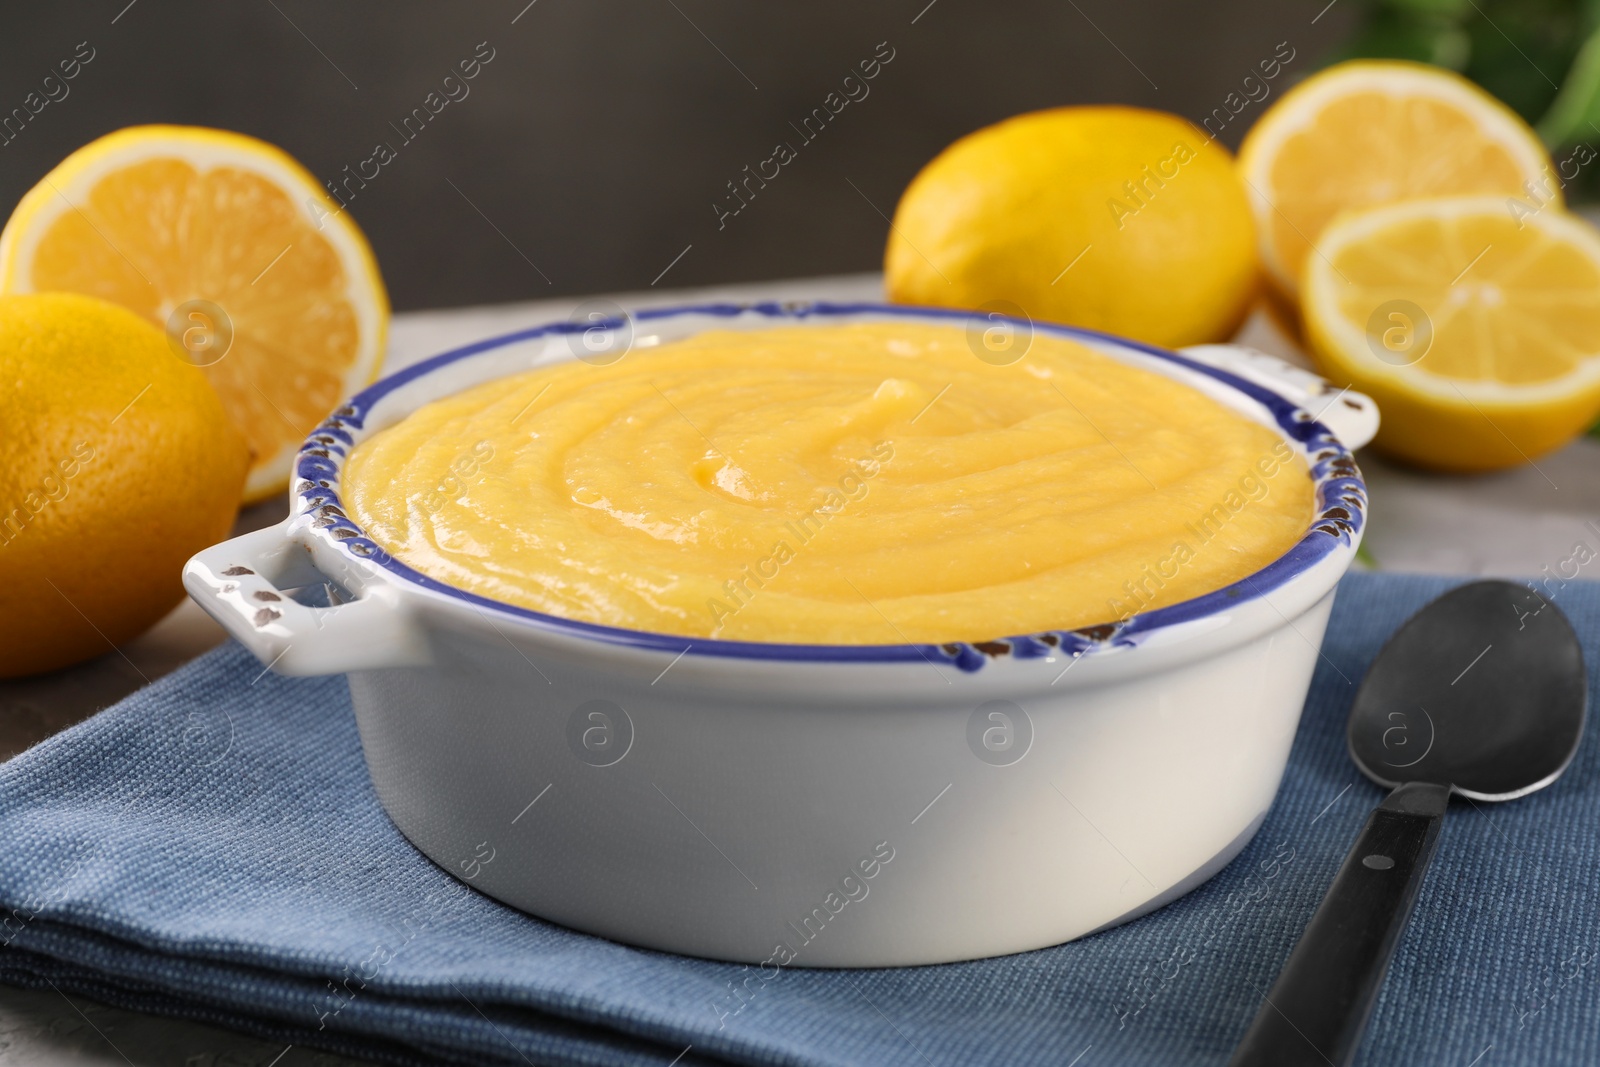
(182, 522, 432, 677)
(1178, 343, 1379, 451)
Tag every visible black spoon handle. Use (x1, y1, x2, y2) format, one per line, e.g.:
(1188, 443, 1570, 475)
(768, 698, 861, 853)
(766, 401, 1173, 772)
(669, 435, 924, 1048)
(1228, 781, 1450, 1067)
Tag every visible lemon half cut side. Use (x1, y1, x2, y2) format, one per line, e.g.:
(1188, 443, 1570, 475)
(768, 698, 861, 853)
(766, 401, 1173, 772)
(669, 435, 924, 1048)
(0, 125, 389, 503)
(1239, 61, 1554, 299)
(1303, 195, 1600, 471)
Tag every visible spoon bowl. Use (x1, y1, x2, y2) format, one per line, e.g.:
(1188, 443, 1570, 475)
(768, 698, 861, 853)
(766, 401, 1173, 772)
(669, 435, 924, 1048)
(1348, 579, 1586, 799)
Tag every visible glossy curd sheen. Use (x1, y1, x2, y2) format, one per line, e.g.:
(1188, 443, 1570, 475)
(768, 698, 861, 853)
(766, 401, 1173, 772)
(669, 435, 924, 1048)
(343, 322, 1315, 644)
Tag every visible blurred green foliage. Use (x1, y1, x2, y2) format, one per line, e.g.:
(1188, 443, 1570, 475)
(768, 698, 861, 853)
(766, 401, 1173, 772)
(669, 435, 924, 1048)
(1339, 0, 1600, 198)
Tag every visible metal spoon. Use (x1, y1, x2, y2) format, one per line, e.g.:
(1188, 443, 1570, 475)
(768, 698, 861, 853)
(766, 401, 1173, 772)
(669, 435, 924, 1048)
(1229, 580, 1587, 1066)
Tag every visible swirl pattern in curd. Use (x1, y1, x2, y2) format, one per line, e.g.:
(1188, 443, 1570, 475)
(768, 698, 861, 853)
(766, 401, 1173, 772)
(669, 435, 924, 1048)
(343, 322, 1314, 644)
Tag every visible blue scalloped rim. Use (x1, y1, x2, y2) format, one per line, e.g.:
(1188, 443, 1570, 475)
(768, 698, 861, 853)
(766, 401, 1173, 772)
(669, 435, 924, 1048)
(293, 302, 1365, 673)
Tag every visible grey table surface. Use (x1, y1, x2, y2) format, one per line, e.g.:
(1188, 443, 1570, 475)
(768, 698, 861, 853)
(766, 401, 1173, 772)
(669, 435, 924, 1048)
(1, 273, 1596, 1065)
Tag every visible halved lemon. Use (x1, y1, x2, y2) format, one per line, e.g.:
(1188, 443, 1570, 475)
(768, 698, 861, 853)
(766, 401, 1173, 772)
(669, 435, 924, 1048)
(0, 125, 388, 503)
(1239, 61, 1553, 300)
(1303, 195, 1600, 471)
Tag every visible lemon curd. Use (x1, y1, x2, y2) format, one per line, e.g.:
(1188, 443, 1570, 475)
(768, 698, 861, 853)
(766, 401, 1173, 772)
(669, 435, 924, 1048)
(342, 322, 1315, 644)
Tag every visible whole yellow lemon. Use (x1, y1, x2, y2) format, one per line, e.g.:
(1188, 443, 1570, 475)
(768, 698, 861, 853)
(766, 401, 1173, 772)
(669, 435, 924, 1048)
(886, 106, 1258, 348)
(0, 293, 249, 678)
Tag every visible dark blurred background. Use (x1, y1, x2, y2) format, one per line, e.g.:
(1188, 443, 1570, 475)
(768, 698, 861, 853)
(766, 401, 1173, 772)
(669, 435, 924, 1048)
(4, 0, 1591, 312)
(0, 1, 1369, 309)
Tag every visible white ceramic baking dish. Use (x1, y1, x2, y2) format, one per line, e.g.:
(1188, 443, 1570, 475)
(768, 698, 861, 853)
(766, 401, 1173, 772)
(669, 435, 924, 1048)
(184, 303, 1376, 967)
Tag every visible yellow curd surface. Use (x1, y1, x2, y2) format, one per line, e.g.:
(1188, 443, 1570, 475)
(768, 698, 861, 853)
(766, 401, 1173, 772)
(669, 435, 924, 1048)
(343, 322, 1315, 644)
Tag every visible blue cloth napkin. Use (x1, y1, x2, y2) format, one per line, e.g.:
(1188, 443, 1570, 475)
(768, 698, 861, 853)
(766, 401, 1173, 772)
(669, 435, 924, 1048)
(1, 572, 1597, 1067)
